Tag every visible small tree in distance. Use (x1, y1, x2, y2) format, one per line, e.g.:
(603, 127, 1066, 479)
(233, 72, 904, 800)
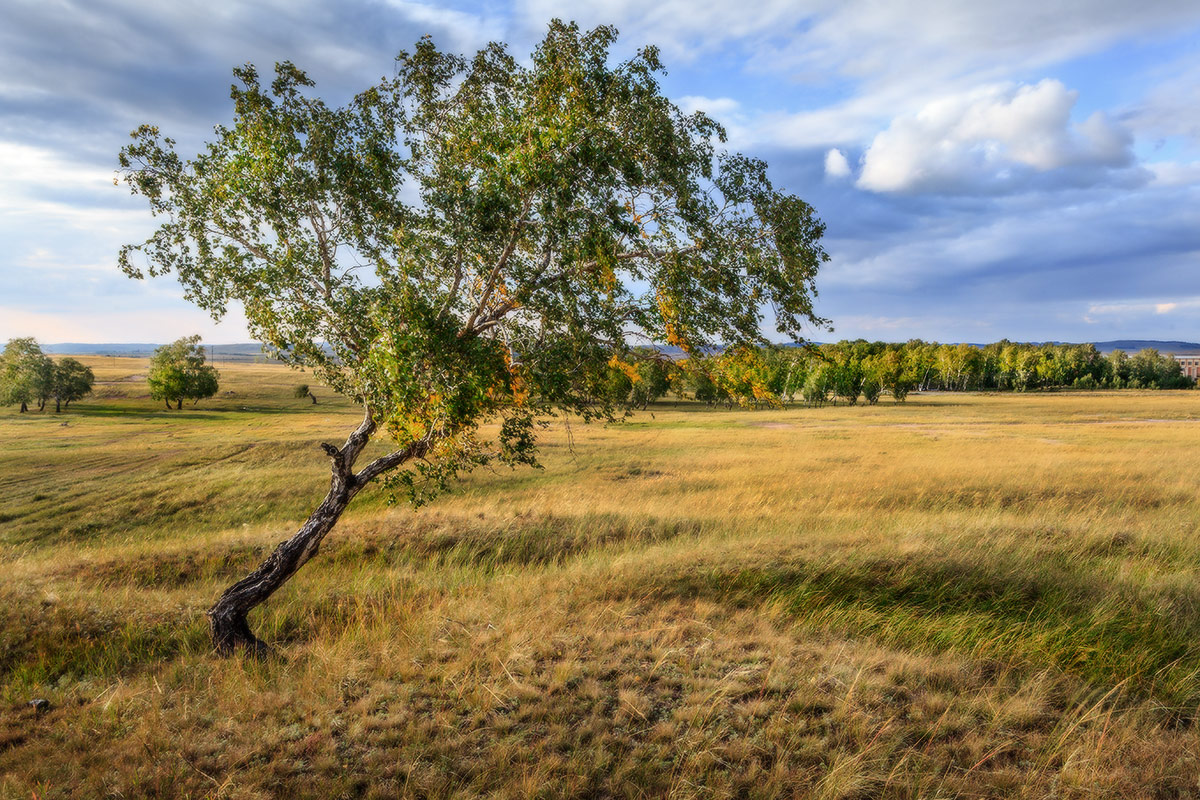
(148, 336, 220, 410)
(118, 21, 829, 653)
(0, 338, 54, 413)
(293, 384, 317, 404)
(51, 358, 95, 412)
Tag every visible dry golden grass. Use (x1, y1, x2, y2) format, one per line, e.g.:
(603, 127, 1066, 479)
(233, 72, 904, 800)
(1, 359, 1199, 798)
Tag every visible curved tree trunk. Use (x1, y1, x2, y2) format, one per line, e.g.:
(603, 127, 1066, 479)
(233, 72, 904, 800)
(208, 469, 358, 654)
(207, 409, 431, 655)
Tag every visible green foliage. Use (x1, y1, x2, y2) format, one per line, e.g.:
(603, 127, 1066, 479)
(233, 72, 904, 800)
(800, 365, 829, 405)
(292, 384, 310, 399)
(51, 358, 95, 410)
(1, 338, 54, 411)
(630, 357, 673, 409)
(147, 336, 220, 408)
(679, 340, 1194, 407)
(118, 21, 829, 498)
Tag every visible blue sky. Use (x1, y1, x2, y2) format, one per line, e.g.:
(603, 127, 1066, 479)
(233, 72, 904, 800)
(2, 0, 1198, 344)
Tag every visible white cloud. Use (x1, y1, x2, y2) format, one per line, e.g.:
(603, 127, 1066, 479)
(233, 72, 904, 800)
(1085, 298, 1200, 319)
(856, 80, 1135, 193)
(677, 95, 741, 117)
(514, 1, 1200, 155)
(824, 148, 850, 179)
(1148, 160, 1200, 186)
(516, 0, 1200, 73)
(0, 141, 114, 197)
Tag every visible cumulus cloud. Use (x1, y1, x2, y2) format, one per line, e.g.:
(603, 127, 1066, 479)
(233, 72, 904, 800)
(824, 148, 851, 179)
(856, 80, 1136, 194)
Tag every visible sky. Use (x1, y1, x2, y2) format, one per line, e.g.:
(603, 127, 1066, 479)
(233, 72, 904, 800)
(2, 0, 1198, 345)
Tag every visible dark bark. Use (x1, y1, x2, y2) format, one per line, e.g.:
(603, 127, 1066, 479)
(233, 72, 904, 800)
(19, 401, 27, 413)
(54, 398, 60, 413)
(176, 398, 183, 410)
(309, 391, 317, 404)
(207, 409, 430, 655)
(165, 399, 172, 410)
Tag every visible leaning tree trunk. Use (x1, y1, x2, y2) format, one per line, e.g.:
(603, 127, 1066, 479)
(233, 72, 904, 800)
(208, 467, 359, 654)
(207, 409, 430, 654)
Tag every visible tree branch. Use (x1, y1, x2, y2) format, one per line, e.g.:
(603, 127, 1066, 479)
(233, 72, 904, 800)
(437, 251, 464, 321)
(354, 437, 434, 486)
(463, 196, 533, 334)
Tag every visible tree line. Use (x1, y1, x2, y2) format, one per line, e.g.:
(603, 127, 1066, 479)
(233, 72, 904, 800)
(0, 335, 220, 412)
(596, 340, 1195, 409)
(6, 336, 1190, 415)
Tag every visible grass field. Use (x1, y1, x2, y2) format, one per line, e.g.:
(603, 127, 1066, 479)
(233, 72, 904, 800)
(2, 358, 1199, 798)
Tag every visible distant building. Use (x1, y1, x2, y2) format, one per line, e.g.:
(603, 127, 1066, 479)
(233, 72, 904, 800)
(1174, 354, 1200, 379)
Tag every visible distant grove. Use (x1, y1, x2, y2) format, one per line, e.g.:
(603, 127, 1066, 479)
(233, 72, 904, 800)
(1, 337, 1191, 413)
(0, 338, 95, 413)
(607, 340, 1195, 409)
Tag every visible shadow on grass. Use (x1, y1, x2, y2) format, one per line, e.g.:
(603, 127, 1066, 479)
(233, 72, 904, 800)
(77, 513, 708, 592)
(0, 597, 210, 691)
(639, 554, 1200, 711)
(337, 513, 706, 572)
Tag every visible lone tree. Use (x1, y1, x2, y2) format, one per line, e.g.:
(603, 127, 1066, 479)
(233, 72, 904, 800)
(51, 358, 95, 412)
(0, 338, 54, 413)
(293, 384, 318, 404)
(147, 335, 220, 409)
(118, 21, 829, 654)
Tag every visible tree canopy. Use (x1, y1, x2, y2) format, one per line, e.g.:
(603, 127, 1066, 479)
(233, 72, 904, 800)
(0, 338, 54, 413)
(50, 358, 95, 412)
(117, 21, 829, 652)
(147, 335, 220, 410)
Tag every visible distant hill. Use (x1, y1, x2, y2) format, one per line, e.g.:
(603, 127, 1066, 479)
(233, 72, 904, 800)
(1090, 340, 1200, 354)
(781, 340, 1200, 354)
(44, 343, 274, 362)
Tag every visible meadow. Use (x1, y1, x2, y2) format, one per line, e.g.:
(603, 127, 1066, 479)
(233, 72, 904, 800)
(2, 357, 1199, 798)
